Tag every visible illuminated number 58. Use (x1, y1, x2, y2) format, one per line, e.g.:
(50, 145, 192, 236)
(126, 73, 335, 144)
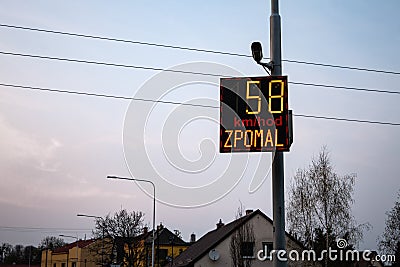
(246, 81, 261, 115)
(269, 80, 284, 113)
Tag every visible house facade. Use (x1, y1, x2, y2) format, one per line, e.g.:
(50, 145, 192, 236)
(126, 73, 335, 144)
(40, 225, 189, 267)
(172, 209, 317, 267)
(41, 239, 98, 267)
(143, 224, 190, 267)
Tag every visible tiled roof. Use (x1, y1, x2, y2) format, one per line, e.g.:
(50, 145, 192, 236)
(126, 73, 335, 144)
(144, 227, 188, 246)
(135, 226, 188, 247)
(52, 239, 96, 254)
(172, 209, 266, 267)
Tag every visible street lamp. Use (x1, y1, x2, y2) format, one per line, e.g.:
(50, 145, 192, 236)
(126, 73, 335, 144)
(77, 214, 105, 267)
(107, 175, 156, 267)
(59, 234, 79, 267)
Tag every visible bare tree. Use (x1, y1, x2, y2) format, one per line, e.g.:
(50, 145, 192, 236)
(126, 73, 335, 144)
(378, 190, 400, 264)
(0, 243, 12, 263)
(23, 246, 41, 265)
(1, 243, 13, 263)
(286, 146, 369, 266)
(230, 205, 255, 267)
(39, 236, 66, 250)
(39, 236, 66, 267)
(0, 244, 40, 265)
(92, 208, 146, 267)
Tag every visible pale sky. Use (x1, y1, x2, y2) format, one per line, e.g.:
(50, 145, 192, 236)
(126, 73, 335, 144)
(0, 1, 399, 252)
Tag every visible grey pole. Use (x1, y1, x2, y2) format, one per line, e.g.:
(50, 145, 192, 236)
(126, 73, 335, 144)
(270, 0, 287, 267)
(107, 176, 156, 267)
(59, 235, 79, 267)
(76, 214, 104, 267)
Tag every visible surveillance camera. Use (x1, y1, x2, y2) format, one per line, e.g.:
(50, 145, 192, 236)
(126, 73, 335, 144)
(251, 42, 263, 63)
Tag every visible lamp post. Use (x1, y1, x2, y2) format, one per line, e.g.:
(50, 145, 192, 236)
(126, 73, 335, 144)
(169, 236, 175, 267)
(59, 234, 79, 267)
(250, 1, 287, 266)
(107, 175, 156, 267)
(77, 214, 105, 267)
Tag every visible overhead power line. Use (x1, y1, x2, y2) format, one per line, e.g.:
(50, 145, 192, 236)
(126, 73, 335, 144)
(0, 226, 91, 232)
(282, 59, 400, 75)
(293, 114, 400, 126)
(0, 23, 399, 76)
(290, 81, 400, 95)
(1, 82, 399, 126)
(0, 24, 248, 57)
(1, 50, 399, 96)
(0, 83, 215, 109)
(0, 51, 220, 77)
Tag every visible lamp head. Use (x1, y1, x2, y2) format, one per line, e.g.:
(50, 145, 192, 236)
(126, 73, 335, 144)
(251, 42, 263, 63)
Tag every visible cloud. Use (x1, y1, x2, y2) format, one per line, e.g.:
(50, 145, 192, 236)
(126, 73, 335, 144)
(0, 114, 65, 208)
(0, 114, 62, 172)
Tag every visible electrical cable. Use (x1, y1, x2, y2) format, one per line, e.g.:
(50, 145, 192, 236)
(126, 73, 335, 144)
(1, 23, 399, 75)
(0, 51, 221, 78)
(0, 226, 91, 232)
(0, 50, 399, 96)
(0, 82, 215, 109)
(1, 82, 399, 126)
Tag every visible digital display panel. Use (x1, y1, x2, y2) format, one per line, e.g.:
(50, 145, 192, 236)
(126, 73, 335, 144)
(220, 76, 290, 153)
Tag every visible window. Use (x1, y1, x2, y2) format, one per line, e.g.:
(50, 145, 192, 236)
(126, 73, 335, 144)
(262, 242, 273, 260)
(61, 263, 66, 267)
(53, 263, 56, 267)
(157, 249, 168, 261)
(72, 262, 77, 267)
(241, 242, 255, 258)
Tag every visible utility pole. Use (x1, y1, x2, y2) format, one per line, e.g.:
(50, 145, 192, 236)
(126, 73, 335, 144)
(107, 176, 156, 267)
(270, 0, 287, 267)
(77, 214, 105, 267)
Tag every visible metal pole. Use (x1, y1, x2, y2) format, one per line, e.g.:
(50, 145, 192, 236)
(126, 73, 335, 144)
(270, 0, 287, 267)
(151, 183, 155, 267)
(59, 235, 79, 267)
(28, 246, 31, 267)
(45, 247, 48, 267)
(76, 214, 105, 267)
(102, 226, 104, 267)
(76, 236, 79, 267)
(170, 237, 174, 267)
(107, 176, 156, 267)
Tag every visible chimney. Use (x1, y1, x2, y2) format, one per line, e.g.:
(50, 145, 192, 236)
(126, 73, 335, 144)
(157, 222, 164, 231)
(190, 233, 196, 243)
(245, 209, 253, 216)
(143, 226, 148, 234)
(216, 219, 224, 229)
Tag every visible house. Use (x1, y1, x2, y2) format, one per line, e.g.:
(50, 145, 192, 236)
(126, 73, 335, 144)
(40, 224, 189, 267)
(171, 209, 317, 267)
(142, 224, 190, 267)
(41, 239, 97, 267)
